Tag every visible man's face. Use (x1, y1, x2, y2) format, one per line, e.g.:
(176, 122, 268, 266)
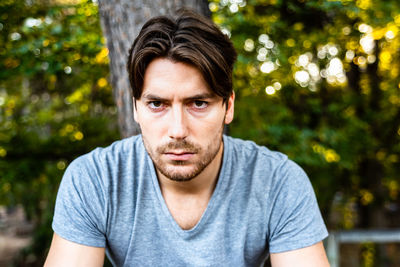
(134, 58, 234, 182)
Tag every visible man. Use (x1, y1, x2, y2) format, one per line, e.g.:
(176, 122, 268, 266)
(45, 9, 330, 267)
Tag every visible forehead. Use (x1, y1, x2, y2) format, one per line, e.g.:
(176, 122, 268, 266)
(141, 58, 215, 99)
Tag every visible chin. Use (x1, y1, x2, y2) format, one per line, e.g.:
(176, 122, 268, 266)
(164, 167, 198, 181)
(166, 175, 197, 182)
(158, 164, 204, 182)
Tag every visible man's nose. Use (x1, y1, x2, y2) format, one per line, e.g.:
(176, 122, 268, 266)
(168, 106, 189, 140)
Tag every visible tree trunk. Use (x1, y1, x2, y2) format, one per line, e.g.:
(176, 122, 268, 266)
(97, 0, 210, 138)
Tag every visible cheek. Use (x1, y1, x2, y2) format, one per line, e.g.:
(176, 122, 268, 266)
(139, 119, 170, 144)
(136, 108, 164, 132)
(141, 121, 166, 136)
(189, 112, 225, 134)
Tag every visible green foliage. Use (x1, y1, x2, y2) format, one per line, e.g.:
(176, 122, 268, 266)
(0, 0, 118, 264)
(211, 0, 400, 231)
(2, 0, 400, 264)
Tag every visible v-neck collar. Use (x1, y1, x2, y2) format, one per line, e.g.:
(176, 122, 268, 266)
(144, 135, 231, 238)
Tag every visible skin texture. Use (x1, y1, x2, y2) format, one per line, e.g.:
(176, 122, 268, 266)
(44, 233, 105, 267)
(270, 241, 330, 267)
(134, 58, 234, 230)
(134, 58, 233, 184)
(44, 58, 330, 266)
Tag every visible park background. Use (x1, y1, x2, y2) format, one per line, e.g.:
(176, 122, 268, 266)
(0, 0, 399, 266)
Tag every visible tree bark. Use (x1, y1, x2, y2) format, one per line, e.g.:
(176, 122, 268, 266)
(97, 0, 210, 138)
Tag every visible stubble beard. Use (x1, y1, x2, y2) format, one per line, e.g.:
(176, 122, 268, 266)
(142, 125, 224, 182)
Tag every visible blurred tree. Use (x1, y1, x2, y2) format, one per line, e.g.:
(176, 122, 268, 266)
(210, 0, 400, 233)
(0, 0, 119, 265)
(97, 0, 210, 137)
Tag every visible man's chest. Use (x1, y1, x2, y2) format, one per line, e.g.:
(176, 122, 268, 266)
(105, 191, 269, 266)
(162, 193, 210, 230)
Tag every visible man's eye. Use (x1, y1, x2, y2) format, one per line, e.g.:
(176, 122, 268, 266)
(192, 100, 208, 109)
(148, 101, 164, 110)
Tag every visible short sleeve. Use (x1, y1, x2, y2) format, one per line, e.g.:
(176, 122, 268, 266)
(52, 154, 107, 247)
(268, 159, 328, 253)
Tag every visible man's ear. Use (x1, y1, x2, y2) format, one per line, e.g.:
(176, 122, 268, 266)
(133, 98, 138, 123)
(224, 91, 235, 125)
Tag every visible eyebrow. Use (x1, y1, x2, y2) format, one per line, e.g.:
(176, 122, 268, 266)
(142, 93, 217, 101)
(141, 94, 165, 101)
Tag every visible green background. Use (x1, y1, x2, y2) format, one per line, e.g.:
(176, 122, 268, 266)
(0, 0, 399, 265)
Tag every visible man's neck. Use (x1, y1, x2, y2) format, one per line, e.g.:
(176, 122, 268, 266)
(156, 142, 224, 230)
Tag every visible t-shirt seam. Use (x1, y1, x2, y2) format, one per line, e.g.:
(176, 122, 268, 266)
(52, 221, 106, 248)
(52, 160, 106, 246)
(95, 148, 111, 237)
(74, 159, 107, 240)
(269, 229, 329, 253)
(265, 158, 290, 229)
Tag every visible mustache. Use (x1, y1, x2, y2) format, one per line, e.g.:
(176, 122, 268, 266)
(156, 140, 200, 154)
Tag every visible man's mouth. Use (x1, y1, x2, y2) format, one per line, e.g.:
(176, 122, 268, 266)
(164, 151, 195, 161)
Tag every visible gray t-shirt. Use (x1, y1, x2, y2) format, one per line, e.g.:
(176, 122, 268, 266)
(52, 135, 328, 266)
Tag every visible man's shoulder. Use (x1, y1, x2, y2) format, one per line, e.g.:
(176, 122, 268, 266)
(224, 135, 288, 163)
(224, 135, 308, 185)
(69, 134, 144, 171)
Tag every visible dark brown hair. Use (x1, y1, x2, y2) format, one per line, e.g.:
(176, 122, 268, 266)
(127, 9, 237, 102)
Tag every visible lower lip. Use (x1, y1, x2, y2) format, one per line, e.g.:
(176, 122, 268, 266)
(165, 153, 194, 161)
